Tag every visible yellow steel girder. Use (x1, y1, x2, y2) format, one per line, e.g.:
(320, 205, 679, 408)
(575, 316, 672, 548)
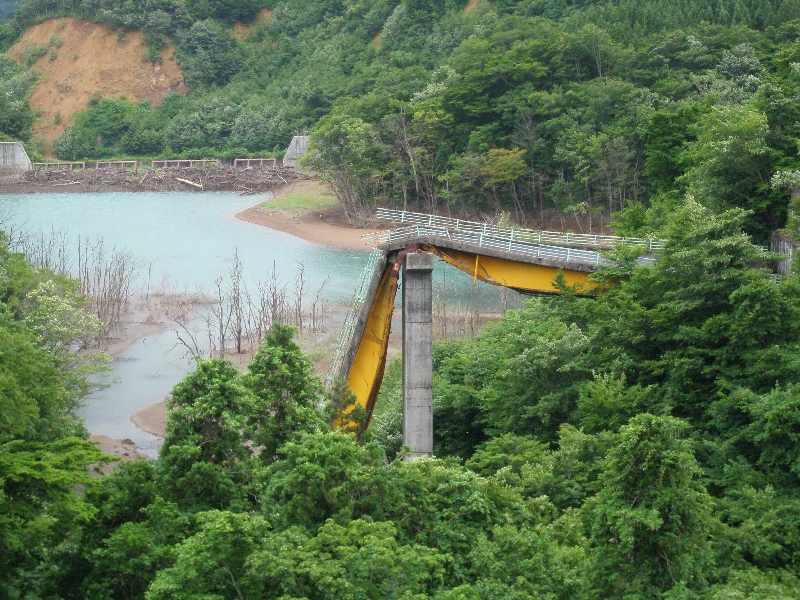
(345, 260, 400, 431)
(344, 244, 598, 433)
(421, 244, 596, 293)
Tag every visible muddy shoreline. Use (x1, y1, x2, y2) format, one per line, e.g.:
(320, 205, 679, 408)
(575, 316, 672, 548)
(0, 164, 307, 195)
(54, 178, 386, 459)
(236, 181, 386, 251)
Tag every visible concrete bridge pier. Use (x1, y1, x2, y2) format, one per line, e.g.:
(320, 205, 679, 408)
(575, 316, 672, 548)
(402, 252, 435, 459)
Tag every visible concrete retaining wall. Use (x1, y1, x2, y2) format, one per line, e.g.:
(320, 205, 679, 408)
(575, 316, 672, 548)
(283, 136, 310, 166)
(771, 231, 800, 275)
(0, 142, 32, 171)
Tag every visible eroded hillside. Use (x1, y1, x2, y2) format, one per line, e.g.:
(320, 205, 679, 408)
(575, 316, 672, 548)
(8, 17, 186, 153)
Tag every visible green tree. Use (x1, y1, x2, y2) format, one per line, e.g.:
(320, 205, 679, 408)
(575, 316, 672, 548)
(177, 19, 243, 89)
(53, 127, 97, 161)
(81, 496, 191, 600)
(263, 432, 389, 530)
(482, 147, 528, 219)
(464, 522, 590, 599)
(306, 103, 390, 224)
(642, 104, 704, 194)
(145, 510, 267, 600)
(584, 414, 715, 597)
(243, 323, 326, 462)
(158, 358, 255, 510)
(0, 438, 107, 599)
(473, 302, 590, 441)
(0, 56, 34, 141)
(680, 104, 778, 238)
(245, 519, 447, 599)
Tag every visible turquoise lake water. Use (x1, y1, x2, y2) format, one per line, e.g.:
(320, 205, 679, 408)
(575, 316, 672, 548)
(0, 191, 369, 454)
(0, 191, 518, 455)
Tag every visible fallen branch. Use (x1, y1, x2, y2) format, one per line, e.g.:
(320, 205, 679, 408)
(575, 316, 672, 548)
(176, 177, 203, 189)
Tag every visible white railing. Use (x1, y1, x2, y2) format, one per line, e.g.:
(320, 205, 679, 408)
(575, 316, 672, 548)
(326, 247, 384, 388)
(368, 224, 608, 266)
(372, 209, 664, 252)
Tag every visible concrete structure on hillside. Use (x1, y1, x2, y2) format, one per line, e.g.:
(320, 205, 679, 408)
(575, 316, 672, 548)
(0, 142, 32, 172)
(402, 252, 435, 459)
(283, 135, 310, 166)
(771, 231, 800, 275)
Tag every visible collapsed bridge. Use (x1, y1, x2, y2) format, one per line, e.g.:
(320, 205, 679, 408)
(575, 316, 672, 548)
(327, 209, 663, 457)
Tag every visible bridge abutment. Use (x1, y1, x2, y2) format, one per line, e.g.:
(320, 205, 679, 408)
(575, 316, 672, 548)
(402, 252, 435, 459)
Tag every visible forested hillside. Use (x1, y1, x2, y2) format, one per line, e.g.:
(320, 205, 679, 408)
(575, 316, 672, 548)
(0, 0, 17, 20)
(3, 1, 800, 235)
(4, 4, 800, 596)
(4, 201, 800, 598)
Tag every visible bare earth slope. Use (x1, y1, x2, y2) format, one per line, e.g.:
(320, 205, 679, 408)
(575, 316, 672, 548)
(8, 18, 187, 153)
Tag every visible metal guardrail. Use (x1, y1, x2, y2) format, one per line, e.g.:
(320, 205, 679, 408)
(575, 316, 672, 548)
(152, 159, 220, 168)
(32, 162, 85, 171)
(233, 158, 277, 168)
(372, 209, 664, 252)
(95, 160, 138, 171)
(372, 224, 609, 266)
(326, 247, 384, 388)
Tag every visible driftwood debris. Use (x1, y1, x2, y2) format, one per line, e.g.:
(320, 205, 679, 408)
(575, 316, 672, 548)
(4, 165, 309, 194)
(176, 177, 203, 189)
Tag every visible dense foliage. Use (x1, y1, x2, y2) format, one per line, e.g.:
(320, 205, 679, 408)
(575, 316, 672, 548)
(0, 0, 18, 20)
(3, 2, 800, 596)
(304, 8, 800, 235)
(0, 52, 34, 143)
(4, 202, 800, 597)
(0, 231, 110, 598)
(4, 1, 800, 236)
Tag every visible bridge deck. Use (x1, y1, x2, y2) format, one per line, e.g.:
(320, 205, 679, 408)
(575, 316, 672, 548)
(329, 212, 662, 434)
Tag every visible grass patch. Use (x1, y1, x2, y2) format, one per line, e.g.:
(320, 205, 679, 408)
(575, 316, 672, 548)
(262, 182, 338, 212)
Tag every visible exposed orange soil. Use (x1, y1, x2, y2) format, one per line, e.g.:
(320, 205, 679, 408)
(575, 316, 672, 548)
(8, 18, 187, 154)
(233, 7, 273, 41)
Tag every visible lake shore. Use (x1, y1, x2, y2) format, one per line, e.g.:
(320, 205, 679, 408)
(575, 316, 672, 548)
(235, 180, 386, 250)
(122, 180, 383, 449)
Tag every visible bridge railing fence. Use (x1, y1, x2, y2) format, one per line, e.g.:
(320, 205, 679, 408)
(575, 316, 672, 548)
(374, 208, 664, 252)
(326, 247, 385, 389)
(372, 225, 608, 267)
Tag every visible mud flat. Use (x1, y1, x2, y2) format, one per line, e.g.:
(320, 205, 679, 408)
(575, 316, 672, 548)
(89, 435, 145, 460)
(131, 401, 169, 439)
(236, 179, 386, 251)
